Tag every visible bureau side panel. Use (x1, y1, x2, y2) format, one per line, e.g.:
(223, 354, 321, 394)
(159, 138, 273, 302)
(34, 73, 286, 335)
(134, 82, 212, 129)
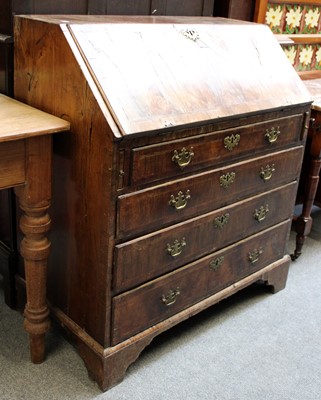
(14, 17, 117, 346)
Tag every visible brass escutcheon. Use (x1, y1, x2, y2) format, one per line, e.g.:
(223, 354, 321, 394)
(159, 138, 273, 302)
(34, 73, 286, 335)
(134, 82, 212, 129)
(248, 248, 263, 264)
(169, 190, 191, 210)
(181, 29, 199, 41)
(260, 164, 275, 182)
(161, 288, 181, 306)
(167, 238, 186, 257)
(214, 213, 230, 229)
(209, 256, 224, 271)
(253, 205, 269, 222)
(220, 172, 236, 188)
(224, 134, 240, 151)
(172, 147, 194, 168)
(265, 126, 280, 143)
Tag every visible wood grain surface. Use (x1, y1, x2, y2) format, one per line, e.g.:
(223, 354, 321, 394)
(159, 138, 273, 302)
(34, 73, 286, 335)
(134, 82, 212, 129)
(0, 94, 70, 142)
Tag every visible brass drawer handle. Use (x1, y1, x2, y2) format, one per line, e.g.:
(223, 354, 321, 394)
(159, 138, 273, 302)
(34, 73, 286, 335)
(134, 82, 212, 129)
(161, 288, 180, 306)
(169, 190, 191, 210)
(167, 238, 186, 257)
(172, 147, 194, 168)
(260, 164, 275, 182)
(265, 126, 280, 143)
(248, 248, 263, 264)
(253, 205, 269, 222)
(220, 172, 236, 188)
(209, 256, 224, 271)
(224, 134, 240, 151)
(214, 213, 230, 229)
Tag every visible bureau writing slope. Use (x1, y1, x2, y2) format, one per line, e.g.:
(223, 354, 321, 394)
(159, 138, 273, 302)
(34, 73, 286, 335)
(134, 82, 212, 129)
(14, 15, 311, 390)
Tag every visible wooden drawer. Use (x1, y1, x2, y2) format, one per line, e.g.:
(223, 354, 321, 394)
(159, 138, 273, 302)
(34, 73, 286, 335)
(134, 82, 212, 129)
(114, 182, 297, 294)
(117, 146, 303, 239)
(0, 140, 25, 189)
(130, 114, 304, 186)
(112, 220, 291, 345)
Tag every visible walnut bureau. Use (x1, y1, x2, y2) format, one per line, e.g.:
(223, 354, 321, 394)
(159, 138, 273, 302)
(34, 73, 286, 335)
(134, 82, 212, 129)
(14, 15, 311, 390)
(0, 94, 69, 363)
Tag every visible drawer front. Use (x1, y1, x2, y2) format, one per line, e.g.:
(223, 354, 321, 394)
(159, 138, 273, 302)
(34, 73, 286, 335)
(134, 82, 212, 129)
(130, 114, 304, 186)
(114, 182, 297, 294)
(0, 140, 26, 189)
(112, 220, 291, 345)
(117, 147, 303, 239)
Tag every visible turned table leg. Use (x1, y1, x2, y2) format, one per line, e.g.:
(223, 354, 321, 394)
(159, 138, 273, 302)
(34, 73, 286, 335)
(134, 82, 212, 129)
(19, 203, 51, 363)
(15, 136, 52, 363)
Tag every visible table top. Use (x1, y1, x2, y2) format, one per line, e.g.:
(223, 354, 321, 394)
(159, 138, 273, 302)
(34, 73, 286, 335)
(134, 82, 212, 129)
(0, 94, 70, 143)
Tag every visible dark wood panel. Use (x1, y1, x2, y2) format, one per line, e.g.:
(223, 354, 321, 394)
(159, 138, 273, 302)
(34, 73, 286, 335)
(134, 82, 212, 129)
(0, 0, 12, 34)
(151, 0, 166, 15)
(89, 0, 214, 16)
(164, 0, 213, 16)
(106, 0, 151, 15)
(0, 241, 16, 306)
(12, 0, 89, 14)
(0, 42, 13, 96)
(0, 191, 14, 246)
(11, 0, 33, 15)
(214, 0, 255, 21)
(228, 0, 255, 20)
(2, 0, 90, 35)
(88, 0, 106, 14)
(0, 45, 7, 95)
(33, 0, 89, 14)
(202, 0, 215, 15)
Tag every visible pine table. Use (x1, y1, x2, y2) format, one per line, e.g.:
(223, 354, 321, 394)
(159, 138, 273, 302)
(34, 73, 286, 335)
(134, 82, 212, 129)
(0, 94, 69, 362)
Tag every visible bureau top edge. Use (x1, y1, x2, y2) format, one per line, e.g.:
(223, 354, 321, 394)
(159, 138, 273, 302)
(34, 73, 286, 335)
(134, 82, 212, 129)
(14, 15, 312, 139)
